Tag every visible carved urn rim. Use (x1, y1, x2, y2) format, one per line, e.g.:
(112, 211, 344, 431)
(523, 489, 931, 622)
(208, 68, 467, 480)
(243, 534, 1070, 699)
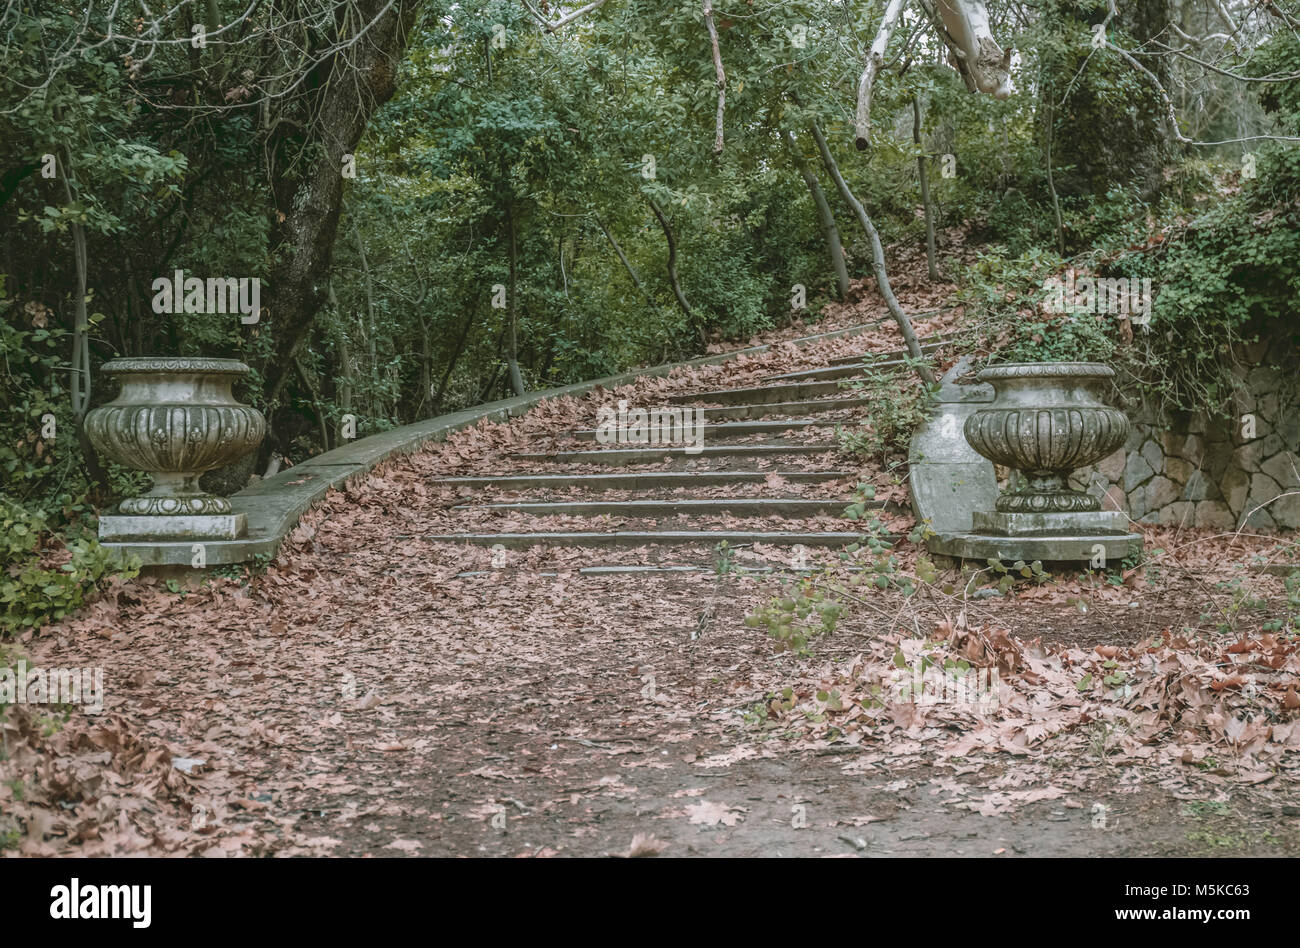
(100, 356, 251, 377)
(976, 361, 1115, 382)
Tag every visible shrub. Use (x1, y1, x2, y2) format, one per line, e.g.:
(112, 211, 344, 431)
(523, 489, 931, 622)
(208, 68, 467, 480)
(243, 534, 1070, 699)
(0, 499, 137, 636)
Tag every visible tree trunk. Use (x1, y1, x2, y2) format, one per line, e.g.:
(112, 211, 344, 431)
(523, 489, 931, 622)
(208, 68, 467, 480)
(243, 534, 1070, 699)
(434, 309, 476, 412)
(505, 206, 526, 397)
(1050, 0, 1172, 201)
(782, 130, 851, 300)
(808, 123, 935, 386)
(418, 319, 432, 419)
(59, 149, 109, 493)
(912, 97, 941, 282)
(259, 0, 419, 440)
(478, 323, 508, 403)
(595, 214, 656, 306)
(295, 356, 331, 451)
(329, 282, 355, 416)
(353, 223, 380, 417)
(647, 197, 697, 339)
(1044, 98, 1066, 256)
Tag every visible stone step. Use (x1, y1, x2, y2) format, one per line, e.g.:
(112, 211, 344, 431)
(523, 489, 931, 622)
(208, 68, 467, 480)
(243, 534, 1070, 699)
(826, 332, 968, 366)
(700, 396, 868, 421)
(510, 444, 837, 465)
(432, 470, 851, 491)
(665, 379, 847, 406)
(452, 497, 869, 517)
(828, 347, 938, 367)
(570, 397, 867, 423)
(571, 419, 829, 441)
(454, 564, 871, 578)
(421, 530, 883, 549)
(764, 359, 910, 383)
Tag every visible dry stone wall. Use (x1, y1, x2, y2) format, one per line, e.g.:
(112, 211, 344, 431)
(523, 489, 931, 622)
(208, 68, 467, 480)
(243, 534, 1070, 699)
(1070, 339, 1300, 529)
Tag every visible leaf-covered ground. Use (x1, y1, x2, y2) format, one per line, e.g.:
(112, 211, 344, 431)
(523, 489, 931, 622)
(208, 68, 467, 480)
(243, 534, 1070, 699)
(6, 274, 1299, 857)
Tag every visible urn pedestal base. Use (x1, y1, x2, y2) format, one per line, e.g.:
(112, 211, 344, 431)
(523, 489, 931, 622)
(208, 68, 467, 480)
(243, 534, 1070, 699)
(936, 509, 1141, 563)
(931, 529, 1142, 564)
(98, 513, 248, 542)
(972, 509, 1129, 537)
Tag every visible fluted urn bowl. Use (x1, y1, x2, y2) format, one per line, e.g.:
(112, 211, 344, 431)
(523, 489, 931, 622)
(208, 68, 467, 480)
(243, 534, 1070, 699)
(85, 357, 266, 516)
(963, 362, 1127, 513)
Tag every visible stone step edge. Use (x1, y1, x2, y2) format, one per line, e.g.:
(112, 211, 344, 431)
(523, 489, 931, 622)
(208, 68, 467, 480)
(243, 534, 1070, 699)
(450, 498, 891, 515)
(510, 444, 839, 462)
(570, 419, 832, 440)
(664, 379, 847, 405)
(698, 396, 869, 418)
(431, 471, 852, 489)
(408, 530, 894, 548)
(825, 328, 975, 365)
(453, 564, 872, 578)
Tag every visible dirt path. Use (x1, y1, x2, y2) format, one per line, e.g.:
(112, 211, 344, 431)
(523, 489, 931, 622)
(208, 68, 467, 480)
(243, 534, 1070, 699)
(7, 284, 1300, 857)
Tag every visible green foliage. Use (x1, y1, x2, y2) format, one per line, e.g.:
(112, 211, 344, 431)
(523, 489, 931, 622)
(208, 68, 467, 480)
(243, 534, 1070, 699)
(957, 246, 1123, 366)
(744, 511, 940, 657)
(1109, 146, 1300, 415)
(742, 687, 798, 729)
(744, 578, 843, 657)
(0, 499, 138, 637)
(981, 557, 1051, 596)
(0, 293, 69, 505)
(838, 371, 936, 462)
(842, 482, 878, 522)
(1261, 570, 1300, 636)
(713, 540, 740, 577)
(0, 285, 146, 508)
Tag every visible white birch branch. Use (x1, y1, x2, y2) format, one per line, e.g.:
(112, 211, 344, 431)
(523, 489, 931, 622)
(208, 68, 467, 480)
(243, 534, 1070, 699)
(855, 0, 910, 150)
(519, 0, 611, 34)
(703, 0, 727, 154)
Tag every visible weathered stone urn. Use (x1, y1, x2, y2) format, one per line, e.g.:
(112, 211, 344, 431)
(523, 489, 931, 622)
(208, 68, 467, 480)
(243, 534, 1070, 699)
(86, 357, 265, 541)
(963, 362, 1128, 515)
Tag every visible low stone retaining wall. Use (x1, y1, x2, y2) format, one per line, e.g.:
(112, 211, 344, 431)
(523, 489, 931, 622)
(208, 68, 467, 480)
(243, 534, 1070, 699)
(1073, 340, 1300, 529)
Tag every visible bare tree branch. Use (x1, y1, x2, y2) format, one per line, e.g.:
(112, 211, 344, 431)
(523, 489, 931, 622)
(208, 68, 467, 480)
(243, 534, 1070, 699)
(519, 0, 611, 34)
(1109, 40, 1300, 144)
(703, 0, 726, 154)
(855, 0, 909, 150)
(807, 122, 936, 386)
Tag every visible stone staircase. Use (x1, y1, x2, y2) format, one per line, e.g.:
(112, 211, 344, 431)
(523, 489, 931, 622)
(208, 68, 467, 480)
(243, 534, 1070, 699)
(422, 335, 962, 567)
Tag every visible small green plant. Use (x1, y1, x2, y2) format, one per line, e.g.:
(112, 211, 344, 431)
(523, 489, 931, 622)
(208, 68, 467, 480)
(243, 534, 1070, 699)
(743, 687, 797, 727)
(1182, 800, 1232, 821)
(907, 519, 937, 548)
(1206, 574, 1275, 635)
(0, 498, 139, 636)
(837, 371, 937, 461)
(977, 557, 1050, 596)
(744, 578, 843, 656)
(842, 482, 877, 521)
(714, 540, 739, 576)
(1262, 569, 1300, 635)
(1086, 719, 1128, 761)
